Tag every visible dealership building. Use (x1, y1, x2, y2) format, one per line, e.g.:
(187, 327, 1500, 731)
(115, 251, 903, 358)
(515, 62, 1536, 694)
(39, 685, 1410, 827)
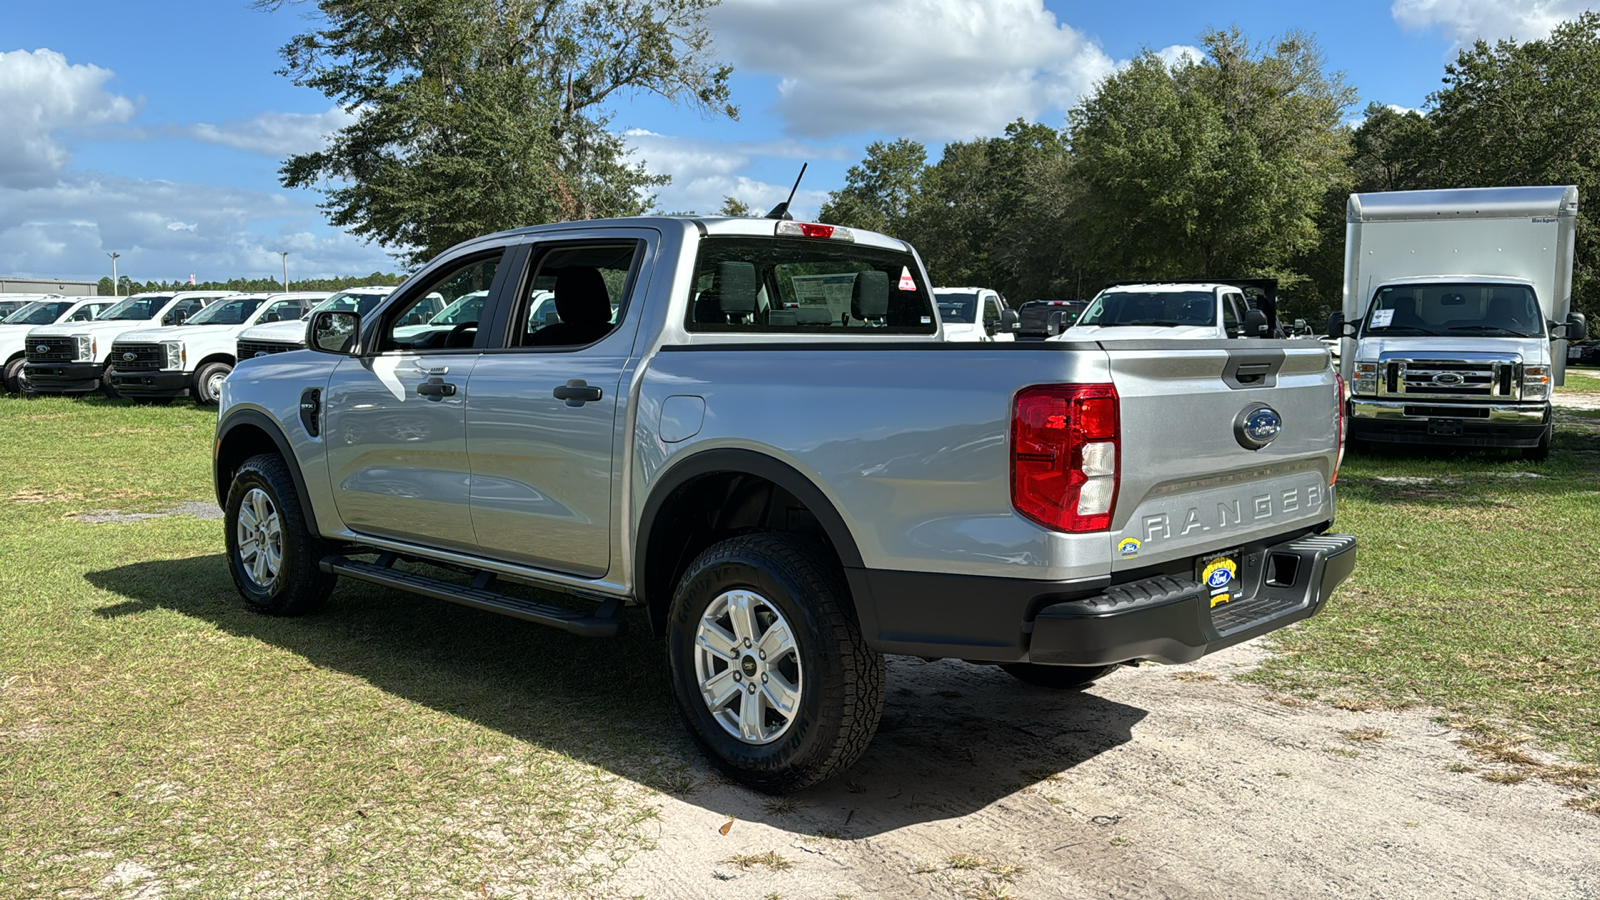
(1, 277, 100, 295)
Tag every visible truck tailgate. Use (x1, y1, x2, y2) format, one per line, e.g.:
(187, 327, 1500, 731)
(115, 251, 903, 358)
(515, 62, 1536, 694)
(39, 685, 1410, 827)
(1106, 341, 1338, 570)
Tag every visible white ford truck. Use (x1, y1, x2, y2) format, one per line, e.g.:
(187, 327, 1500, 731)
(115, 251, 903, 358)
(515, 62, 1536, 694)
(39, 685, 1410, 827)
(235, 287, 399, 360)
(2, 297, 115, 393)
(1329, 186, 1586, 459)
(108, 291, 330, 405)
(1061, 281, 1276, 342)
(214, 215, 1355, 792)
(933, 287, 1016, 342)
(25, 291, 235, 397)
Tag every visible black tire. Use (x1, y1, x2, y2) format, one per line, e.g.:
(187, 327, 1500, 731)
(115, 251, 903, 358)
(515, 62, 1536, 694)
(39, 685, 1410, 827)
(98, 364, 120, 399)
(666, 533, 885, 794)
(3, 355, 25, 394)
(224, 453, 337, 616)
(999, 663, 1119, 689)
(1521, 425, 1552, 462)
(192, 361, 233, 406)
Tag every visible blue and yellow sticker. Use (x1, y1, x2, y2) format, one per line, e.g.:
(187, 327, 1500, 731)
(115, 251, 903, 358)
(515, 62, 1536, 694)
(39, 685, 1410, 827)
(1118, 537, 1140, 559)
(1202, 557, 1238, 606)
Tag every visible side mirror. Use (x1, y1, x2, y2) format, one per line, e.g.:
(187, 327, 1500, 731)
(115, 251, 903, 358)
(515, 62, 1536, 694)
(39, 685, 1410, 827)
(1326, 312, 1354, 338)
(308, 310, 361, 355)
(1046, 310, 1066, 336)
(167, 309, 189, 326)
(1000, 308, 1020, 333)
(1558, 312, 1587, 342)
(1244, 308, 1270, 337)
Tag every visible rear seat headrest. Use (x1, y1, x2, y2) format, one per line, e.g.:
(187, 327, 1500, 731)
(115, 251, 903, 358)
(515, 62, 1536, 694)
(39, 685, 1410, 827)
(852, 270, 889, 319)
(717, 261, 758, 316)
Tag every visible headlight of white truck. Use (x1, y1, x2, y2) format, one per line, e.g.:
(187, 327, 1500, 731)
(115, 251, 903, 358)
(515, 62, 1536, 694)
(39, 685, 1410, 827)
(163, 341, 185, 371)
(1353, 362, 1378, 395)
(74, 335, 95, 362)
(1524, 366, 1549, 400)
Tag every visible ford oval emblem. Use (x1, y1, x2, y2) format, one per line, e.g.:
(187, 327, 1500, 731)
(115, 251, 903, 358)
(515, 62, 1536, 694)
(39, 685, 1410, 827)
(1235, 405, 1282, 451)
(35, 344, 49, 354)
(122, 351, 137, 362)
(1432, 372, 1464, 386)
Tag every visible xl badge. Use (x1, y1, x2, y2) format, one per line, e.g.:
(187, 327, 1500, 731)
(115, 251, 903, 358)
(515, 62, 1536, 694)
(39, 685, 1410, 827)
(1234, 404, 1281, 451)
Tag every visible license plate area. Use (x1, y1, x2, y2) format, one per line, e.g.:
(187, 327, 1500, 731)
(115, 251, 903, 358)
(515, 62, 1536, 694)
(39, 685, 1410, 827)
(1196, 549, 1243, 607)
(1427, 418, 1464, 436)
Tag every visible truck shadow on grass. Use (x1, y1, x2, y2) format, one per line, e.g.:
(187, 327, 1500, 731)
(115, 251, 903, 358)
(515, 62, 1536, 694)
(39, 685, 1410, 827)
(88, 554, 1146, 838)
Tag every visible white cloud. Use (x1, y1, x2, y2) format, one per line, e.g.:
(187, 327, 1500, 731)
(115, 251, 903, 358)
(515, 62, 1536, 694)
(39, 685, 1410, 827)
(625, 129, 838, 216)
(708, 0, 1114, 141)
(184, 106, 359, 157)
(0, 49, 137, 188)
(0, 172, 395, 282)
(1155, 44, 1205, 69)
(1392, 0, 1592, 45)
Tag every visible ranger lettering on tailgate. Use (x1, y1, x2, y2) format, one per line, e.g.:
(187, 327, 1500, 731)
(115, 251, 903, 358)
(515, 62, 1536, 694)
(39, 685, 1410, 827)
(1128, 476, 1328, 548)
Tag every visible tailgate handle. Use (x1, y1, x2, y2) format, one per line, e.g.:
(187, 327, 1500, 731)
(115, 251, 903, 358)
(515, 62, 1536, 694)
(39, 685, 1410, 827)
(1235, 363, 1271, 384)
(1221, 350, 1285, 390)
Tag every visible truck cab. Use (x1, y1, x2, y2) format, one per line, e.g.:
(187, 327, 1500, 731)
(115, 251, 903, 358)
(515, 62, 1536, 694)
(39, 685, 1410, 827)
(1332, 187, 1586, 460)
(1059, 282, 1272, 342)
(109, 291, 331, 405)
(933, 287, 1014, 342)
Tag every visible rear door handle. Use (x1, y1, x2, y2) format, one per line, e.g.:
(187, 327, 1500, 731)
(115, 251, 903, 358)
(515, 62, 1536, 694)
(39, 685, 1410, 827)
(417, 380, 457, 398)
(553, 379, 603, 406)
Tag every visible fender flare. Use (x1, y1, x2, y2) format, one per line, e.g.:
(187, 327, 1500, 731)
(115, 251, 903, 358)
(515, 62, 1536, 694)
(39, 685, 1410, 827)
(634, 449, 865, 621)
(214, 409, 321, 537)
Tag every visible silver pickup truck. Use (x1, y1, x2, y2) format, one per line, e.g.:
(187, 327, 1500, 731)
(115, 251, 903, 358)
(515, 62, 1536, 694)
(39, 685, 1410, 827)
(214, 216, 1356, 792)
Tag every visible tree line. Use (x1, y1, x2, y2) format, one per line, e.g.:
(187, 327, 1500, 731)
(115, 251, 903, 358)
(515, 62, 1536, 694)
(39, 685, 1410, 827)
(95, 273, 405, 296)
(817, 15, 1600, 325)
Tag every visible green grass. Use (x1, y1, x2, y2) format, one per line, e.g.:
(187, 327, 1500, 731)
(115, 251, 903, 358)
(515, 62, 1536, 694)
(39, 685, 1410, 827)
(0, 393, 680, 898)
(1562, 369, 1600, 393)
(1247, 380, 1600, 810)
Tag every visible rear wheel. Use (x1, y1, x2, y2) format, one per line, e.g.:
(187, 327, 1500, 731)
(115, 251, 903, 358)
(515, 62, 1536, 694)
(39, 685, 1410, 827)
(193, 361, 233, 405)
(999, 663, 1120, 689)
(225, 453, 337, 616)
(2, 355, 25, 393)
(667, 533, 885, 793)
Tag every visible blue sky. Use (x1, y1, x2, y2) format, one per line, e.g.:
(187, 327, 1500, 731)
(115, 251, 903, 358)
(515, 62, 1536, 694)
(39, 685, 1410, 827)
(1, 0, 1590, 283)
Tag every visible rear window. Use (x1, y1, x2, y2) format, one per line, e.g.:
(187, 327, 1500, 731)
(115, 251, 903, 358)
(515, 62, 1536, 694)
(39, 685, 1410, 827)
(686, 238, 936, 334)
(1080, 290, 1216, 327)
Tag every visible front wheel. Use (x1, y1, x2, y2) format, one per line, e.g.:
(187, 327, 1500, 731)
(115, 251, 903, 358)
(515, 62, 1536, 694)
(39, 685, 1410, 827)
(193, 361, 233, 406)
(667, 533, 885, 794)
(224, 453, 337, 615)
(3, 356, 26, 393)
(999, 663, 1120, 689)
(1521, 425, 1552, 462)
(99, 364, 119, 399)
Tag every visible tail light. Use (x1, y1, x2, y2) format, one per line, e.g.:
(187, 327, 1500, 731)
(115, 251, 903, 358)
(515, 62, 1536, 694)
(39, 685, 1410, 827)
(1332, 373, 1346, 485)
(1011, 384, 1119, 532)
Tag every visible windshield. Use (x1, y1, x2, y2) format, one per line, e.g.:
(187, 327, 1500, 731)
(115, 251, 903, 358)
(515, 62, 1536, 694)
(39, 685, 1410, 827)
(1078, 290, 1216, 327)
(429, 291, 488, 325)
(311, 290, 390, 319)
(99, 294, 176, 321)
(186, 296, 263, 326)
(2, 300, 75, 325)
(1364, 283, 1544, 338)
(934, 291, 979, 324)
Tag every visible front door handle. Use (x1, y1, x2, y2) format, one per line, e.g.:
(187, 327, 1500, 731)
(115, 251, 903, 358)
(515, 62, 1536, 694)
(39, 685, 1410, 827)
(418, 380, 457, 399)
(553, 379, 603, 406)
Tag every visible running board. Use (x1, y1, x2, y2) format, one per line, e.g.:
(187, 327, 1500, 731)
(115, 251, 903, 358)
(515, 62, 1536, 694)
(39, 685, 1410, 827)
(320, 554, 625, 638)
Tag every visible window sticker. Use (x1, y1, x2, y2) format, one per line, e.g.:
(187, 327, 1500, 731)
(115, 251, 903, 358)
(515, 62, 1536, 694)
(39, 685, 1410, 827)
(898, 266, 916, 291)
(1371, 308, 1395, 328)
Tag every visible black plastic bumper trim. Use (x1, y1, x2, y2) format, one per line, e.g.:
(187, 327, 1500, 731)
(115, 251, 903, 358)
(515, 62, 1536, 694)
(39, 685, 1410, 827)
(24, 361, 102, 391)
(110, 369, 190, 396)
(1350, 414, 1549, 448)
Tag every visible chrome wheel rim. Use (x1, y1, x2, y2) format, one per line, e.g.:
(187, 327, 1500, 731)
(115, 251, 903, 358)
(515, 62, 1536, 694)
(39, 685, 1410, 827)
(206, 370, 228, 400)
(236, 487, 283, 589)
(694, 590, 803, 745)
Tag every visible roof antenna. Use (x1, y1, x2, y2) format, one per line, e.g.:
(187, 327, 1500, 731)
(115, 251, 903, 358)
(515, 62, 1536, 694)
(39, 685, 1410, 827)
(764, 163, 808, 220)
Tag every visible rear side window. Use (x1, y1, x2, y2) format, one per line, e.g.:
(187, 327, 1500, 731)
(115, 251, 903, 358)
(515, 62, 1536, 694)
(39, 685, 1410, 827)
(686, 238, 936, 334)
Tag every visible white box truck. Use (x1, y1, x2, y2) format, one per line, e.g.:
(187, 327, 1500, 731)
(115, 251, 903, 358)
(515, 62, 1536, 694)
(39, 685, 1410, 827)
(1330, 186, 1587, 460)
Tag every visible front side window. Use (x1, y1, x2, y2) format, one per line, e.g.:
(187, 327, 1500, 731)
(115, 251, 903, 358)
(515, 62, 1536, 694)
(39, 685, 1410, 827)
(1222, 294, 1241, 333)
(378, 255, 501, 352)
(687, 238, 936, 334)
(3, 300, 73, 325)
(1079, 290, 1216, 327)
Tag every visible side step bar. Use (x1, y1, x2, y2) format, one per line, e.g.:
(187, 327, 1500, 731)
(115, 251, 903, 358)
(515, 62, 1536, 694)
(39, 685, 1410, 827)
(320, 554, 625, 638)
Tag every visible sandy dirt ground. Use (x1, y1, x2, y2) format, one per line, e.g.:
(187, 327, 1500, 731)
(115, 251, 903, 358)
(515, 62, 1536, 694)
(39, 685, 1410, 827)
(611, 643, 1600, 899)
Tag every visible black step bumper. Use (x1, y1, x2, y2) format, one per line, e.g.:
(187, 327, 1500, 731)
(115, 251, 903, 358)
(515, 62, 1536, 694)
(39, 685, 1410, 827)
(110, 369, 190, 397)
(847, 529, 1356, 665)
(24, 361, 102, 393)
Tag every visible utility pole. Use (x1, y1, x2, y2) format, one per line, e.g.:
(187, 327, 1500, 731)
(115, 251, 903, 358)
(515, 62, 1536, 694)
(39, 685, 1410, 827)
(278, 252, 289, 291)
(106, 251, 121, 296)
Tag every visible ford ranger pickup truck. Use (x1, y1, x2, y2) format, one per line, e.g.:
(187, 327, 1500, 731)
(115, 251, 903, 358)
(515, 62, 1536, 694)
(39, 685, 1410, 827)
(214, 215, 1356, 792)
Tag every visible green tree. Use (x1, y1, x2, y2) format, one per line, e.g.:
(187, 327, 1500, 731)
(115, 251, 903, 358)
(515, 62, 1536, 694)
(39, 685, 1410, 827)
(717, 195, 753, 217)
(1067, 29, 1356, 296)
(258, 0, 737, 265)
(1422, 12, 1600, 316)
(818, 139, 927, 236)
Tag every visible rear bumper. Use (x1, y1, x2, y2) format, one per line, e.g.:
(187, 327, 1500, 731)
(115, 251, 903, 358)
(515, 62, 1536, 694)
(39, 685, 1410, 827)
(1348, 397, 1549, 447)
(23, 361, 102, 392)
(847, 527, 1356, 665)
(110, 369, 190, 397)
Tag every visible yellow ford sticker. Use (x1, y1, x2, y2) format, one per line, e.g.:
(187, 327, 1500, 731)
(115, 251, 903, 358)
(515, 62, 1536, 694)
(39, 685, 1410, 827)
(1118, 537, 1140, 559)
(1202, 557, 1239, 607)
